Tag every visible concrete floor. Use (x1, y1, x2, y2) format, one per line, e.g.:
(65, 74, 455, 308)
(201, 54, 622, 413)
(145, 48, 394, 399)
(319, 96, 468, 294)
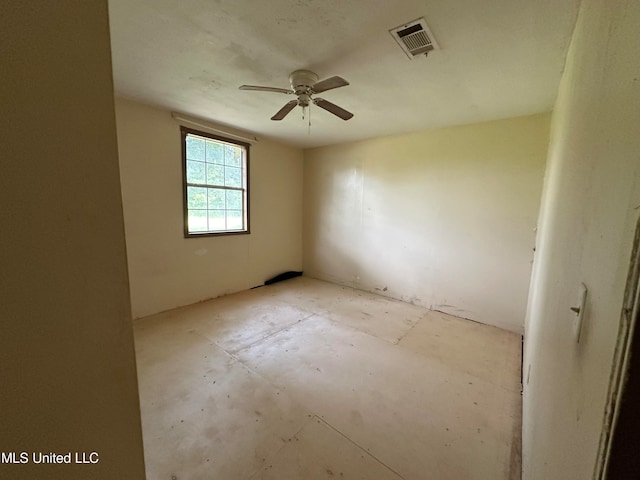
(134, 277, 522, 480)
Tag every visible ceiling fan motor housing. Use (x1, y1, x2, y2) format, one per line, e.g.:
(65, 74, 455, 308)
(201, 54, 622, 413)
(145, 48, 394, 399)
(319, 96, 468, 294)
(289, 70, 319, 94)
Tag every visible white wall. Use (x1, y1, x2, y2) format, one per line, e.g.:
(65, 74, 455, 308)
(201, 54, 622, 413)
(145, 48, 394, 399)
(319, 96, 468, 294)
(115, 98, 303, 318)
(0, 2, 145, 479)
(304, 114, 549, 332)
(522, 0, 640, 478)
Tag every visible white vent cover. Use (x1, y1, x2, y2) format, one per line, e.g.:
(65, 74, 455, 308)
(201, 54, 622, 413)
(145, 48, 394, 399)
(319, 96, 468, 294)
(389, 17, 439, 59)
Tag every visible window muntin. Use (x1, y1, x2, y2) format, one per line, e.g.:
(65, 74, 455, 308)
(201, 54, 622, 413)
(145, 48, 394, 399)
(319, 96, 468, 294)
(181, 127, 249, 236)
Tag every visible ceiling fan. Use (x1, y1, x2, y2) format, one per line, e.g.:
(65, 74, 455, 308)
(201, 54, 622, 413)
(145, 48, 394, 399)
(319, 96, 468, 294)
(239, 70, 354, 121)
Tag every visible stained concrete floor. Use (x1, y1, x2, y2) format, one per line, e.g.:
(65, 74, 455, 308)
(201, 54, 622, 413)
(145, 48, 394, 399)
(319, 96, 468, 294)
(134, 277, 522, 480)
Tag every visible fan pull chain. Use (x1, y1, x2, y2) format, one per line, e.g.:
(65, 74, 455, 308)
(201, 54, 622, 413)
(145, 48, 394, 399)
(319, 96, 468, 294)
(308, 103, 312, 135)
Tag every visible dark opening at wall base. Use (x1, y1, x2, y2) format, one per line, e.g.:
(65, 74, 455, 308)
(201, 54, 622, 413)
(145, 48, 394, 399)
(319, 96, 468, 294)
(264, 271, 303, 285)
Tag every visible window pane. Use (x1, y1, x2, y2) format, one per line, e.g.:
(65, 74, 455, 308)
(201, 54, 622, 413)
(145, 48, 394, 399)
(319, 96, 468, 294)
(188, 210, 207, 232)
(186, 160, 206, 184)
(208, 188, 225, 209)
(225, 166, 242, 187)
(206, 163, 225, 186)
(186, 136, 205, 161)
(224, 144, 242, 167)
(206, 141, 224, 164)
(187, 186, 207, 209)
(226, 190, 242, 210)
(226, 210, 243, 230)
(208, 210, 225, 231)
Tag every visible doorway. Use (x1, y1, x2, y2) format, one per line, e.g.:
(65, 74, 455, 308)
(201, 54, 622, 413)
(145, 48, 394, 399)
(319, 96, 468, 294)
(595, 216, 640, 478)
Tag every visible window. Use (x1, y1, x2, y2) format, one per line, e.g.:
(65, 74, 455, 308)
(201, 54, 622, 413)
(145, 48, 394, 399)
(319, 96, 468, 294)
(181, 127, 250, 236)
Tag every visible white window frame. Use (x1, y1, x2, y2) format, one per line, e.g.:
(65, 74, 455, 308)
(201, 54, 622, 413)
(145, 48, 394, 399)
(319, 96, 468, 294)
(181, 126, 250, 237)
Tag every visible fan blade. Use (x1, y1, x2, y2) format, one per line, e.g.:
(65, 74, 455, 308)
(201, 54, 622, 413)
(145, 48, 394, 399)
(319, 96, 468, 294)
(313, 98, 353, 120)
(271, 100, 298, 121)
(312, 76, 349, 94)
(239, 85, 292, 94)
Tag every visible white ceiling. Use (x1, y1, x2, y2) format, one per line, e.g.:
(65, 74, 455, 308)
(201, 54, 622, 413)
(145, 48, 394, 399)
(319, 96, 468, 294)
(108, 0, 581, 149)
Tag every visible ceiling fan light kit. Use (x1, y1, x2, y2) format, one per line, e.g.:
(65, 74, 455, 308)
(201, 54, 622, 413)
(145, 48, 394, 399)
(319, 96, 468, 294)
(239, 69, 353, 122)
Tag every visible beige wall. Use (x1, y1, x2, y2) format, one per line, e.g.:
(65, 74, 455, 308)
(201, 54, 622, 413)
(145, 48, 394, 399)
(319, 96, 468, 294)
(115, 98, 303, 318)
(304, 114, 549, 332)
(0, 2, 145, 479)
(522, 0, 640, 478)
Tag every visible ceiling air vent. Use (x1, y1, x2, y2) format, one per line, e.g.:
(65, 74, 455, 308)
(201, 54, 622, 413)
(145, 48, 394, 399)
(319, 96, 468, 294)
(389, 17, 439, 59)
